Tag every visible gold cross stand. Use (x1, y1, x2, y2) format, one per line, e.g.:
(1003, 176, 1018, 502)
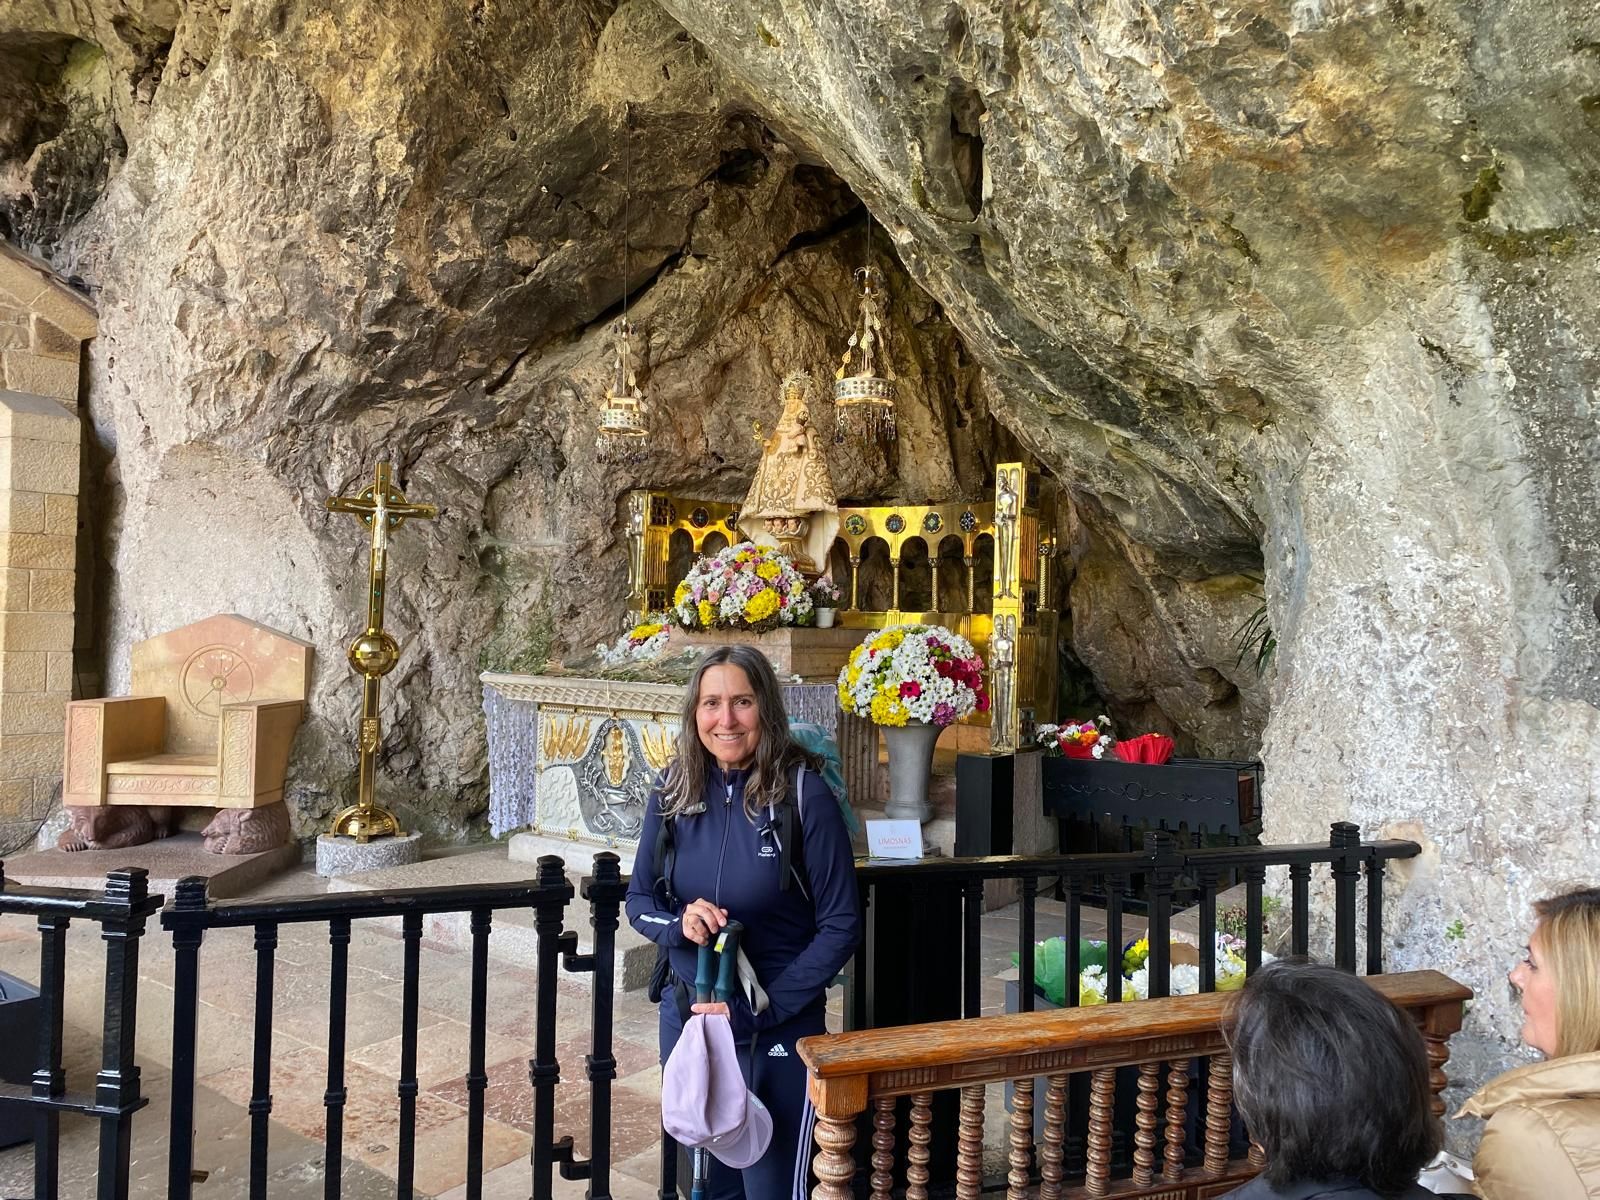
(326, 462, 438, 842)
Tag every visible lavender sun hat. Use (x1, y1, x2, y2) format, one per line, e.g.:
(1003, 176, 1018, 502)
(662, 1013, 775, 1170)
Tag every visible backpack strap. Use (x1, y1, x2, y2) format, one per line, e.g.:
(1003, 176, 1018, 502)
(646, 789, 682, 1007)
(653, 810, 678, 908)
(649, 768, 683, 911)
(771, 764, 811, 902)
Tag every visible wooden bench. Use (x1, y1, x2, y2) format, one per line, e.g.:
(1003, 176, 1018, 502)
(798, 969, 1472, 1200)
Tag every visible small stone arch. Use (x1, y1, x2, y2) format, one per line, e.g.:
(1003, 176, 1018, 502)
(972, 532, 995, 613)
(898, 536, 933, 612)
(666, 529, 696, 590)
(936, 534, 968, 612)
(856, 536, 893, 612)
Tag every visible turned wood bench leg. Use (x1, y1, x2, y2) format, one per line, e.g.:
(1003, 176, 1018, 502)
(869, 1096, 895, 1200)
(1134, 1061, 1160, 1185)
(1165, 1058, 1190, 1181)
(957, 1083, 985, 1200)
(1086, 1067, 1115, 1197)
(1039, 1073, 1068, 1200)
(1205, 1052, 1233, 1174)
(907, 1090, 933, 1200)
(1007, 1077, 1033, 1200)
(812, 1111, 857, 1200)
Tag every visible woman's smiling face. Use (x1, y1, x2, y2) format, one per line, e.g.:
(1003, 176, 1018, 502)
(695, 663, 761, 770)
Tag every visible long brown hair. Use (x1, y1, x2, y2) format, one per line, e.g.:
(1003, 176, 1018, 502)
(1533, 887, 1600, 1056)
(658, 645, 815, 819)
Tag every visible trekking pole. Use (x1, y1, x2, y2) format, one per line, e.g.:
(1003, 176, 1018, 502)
(688, 921, 746, 1200)
(689, 937, 718, 1200)
(713, 920, 744, 1003)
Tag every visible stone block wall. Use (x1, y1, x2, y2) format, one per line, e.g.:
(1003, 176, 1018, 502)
(0, 243, 93, 849)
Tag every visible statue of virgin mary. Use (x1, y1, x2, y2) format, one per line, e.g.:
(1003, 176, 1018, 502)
(738, 372, 840, 577)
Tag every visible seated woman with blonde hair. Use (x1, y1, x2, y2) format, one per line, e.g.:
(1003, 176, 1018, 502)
(1459, 887, 1600, 1200)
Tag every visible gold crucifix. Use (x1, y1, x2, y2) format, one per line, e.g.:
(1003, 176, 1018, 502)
(326, 461, 438, 842)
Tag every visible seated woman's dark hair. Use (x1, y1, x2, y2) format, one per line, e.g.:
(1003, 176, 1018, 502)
(1224, 959, 1441, 1197)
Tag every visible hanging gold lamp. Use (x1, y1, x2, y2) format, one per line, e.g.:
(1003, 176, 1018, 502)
(598, 318, 648, 444)
(597, 101, 649, 457)
(834, 264, 897, 441)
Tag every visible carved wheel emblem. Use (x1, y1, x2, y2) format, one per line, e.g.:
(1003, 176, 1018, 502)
(181, 646, 255, 717)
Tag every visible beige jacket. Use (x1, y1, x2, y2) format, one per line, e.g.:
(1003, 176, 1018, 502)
(1458, 1051, 1600, 1200)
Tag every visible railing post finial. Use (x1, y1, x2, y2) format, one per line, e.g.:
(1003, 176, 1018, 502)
(591, 851, 621, 885)
(105, 867, 149, 903)
(1329, 821, 1361, 849)
(535, 854, 567, 889)
(1143, 829, 1178, 855)
(174, 877, 209, 911)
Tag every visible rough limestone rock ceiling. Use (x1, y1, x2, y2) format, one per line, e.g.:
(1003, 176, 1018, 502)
(3, 0, 1598, 1106)
(655, 0, 1600, 1103)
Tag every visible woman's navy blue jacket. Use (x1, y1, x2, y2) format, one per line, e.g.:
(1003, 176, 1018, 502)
(624, 762, 861, 1037)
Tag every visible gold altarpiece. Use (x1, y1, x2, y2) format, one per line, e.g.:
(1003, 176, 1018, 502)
(624, 463, 1059, 750)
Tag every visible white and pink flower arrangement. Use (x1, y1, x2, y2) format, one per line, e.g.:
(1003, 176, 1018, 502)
(672, 542, 811, 633)
(1036, 717, 1115, 759)
(808, 577, 843, 609)
(837, 623, 989, 728)
(595, 615, 671, 667)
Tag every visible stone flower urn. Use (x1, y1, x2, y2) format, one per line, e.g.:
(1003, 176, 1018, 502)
(882, 720, 942, 824)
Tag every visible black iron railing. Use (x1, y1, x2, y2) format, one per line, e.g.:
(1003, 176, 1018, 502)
(853, 821, 1418, 1028)
(0, 824, 1418, 1200)
(830, 821, 1419, 1195)
(158, 853, 628, 1200)
(0, 854, 626, 1200)
(0, 865, 162, 1200)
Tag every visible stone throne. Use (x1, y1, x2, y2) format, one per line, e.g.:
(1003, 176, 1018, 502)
(60, 614, 312, 853)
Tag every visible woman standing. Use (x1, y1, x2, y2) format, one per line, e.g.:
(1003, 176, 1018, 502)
(626, 645, 861, 1200)
(1460, 888, 1600, 1200)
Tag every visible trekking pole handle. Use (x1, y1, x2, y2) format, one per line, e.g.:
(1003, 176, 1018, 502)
(713, 920, 744, 1003)
(694, 943, 716, 1004)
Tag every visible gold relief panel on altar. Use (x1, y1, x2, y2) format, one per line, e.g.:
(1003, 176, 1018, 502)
(532, 706, 679, 845)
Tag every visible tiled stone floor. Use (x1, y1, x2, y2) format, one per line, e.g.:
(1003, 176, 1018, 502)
(0, 853, 1165, 1199)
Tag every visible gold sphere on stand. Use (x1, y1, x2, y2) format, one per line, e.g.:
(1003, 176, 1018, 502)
(347, 629, 401, 678)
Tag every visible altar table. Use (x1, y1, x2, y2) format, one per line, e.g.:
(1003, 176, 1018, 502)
(480, 672, 867, 856)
